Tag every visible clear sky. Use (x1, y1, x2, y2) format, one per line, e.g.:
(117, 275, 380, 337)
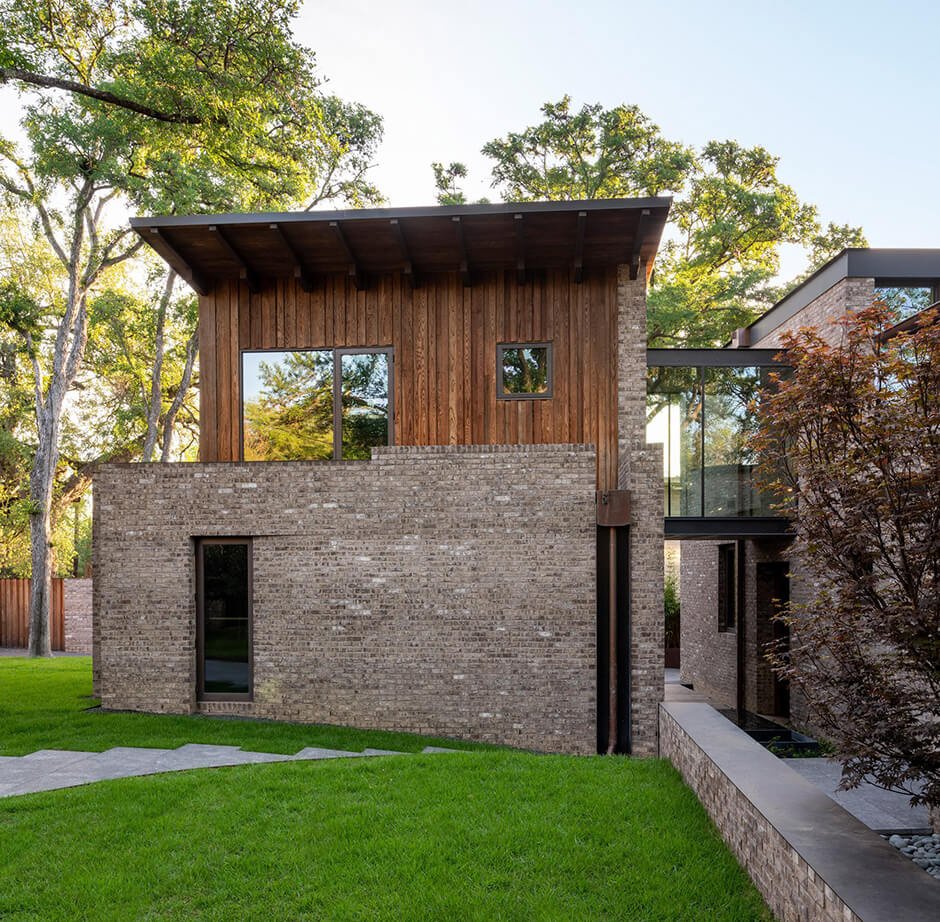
(298, 0, 939, 272)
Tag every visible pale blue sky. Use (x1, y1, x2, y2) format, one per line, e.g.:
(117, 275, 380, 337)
(301, 0, 938, 274)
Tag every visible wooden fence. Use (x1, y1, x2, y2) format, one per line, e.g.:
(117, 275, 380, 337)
(0, 579, 65, 650)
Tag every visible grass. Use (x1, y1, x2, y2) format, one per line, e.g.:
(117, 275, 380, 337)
(0, 657, 772, 920)
(0, 656, 490, 755)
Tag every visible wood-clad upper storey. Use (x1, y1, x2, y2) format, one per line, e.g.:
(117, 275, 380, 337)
(133, 199, 670, 490)
(200, 267, 625, 488)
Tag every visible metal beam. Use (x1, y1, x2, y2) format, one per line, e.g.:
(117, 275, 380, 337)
(514, 213, 525, 285)
(647, 348, 788, 367)
(329, 220, 365, 290)
(389, 219, 416, 288)
(148, 228, 208, 296)
(209, 225, 259, 292)
(573, 210, 586, 284)
(452, 216, 471, 286)
(269, 223, 315, 292)
(629, 208, 650, 281)
(664, 517, 793, 539)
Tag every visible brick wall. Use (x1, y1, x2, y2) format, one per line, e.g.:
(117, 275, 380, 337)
(753, 277, 874, 348)
(63, 578, 93, 654)
(660, 703, 858, 922)
(94, 445, 598, 753)
(679, 539, 791, 714)
(660, 695, 940, 922)
(617, 266, 664, 756)
(679, 540, 736, 707)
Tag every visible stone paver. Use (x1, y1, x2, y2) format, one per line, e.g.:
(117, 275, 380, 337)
(0, 743, 463, 798)
(783, 757, 931, 834)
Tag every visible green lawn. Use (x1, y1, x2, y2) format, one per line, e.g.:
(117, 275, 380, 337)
(0, 658, 772, 921)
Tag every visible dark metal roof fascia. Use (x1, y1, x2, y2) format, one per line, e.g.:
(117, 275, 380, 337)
(745, 249, 940, 346)
(129, 196, 673, 231)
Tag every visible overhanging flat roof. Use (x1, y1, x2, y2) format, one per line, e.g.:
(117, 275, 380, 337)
(745, 248, 940, 344)
(130, 198, 672, 295)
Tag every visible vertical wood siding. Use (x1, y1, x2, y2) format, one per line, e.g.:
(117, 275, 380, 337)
(199, 268, 624, 488)
(0, 578, 65, 650)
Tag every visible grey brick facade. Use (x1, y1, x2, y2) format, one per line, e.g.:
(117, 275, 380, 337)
(94, 445, 599, 753)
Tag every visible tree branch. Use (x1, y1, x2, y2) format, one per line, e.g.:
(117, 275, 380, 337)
(0, 66, 204, 125)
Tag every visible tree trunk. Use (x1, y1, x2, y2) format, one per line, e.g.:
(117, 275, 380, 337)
(143, 270, 176, 462)
(28, 433, 57, 657)
(27, 506, 53, 656)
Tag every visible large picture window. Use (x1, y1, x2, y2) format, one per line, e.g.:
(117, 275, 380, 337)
(242, 348, 392, 460)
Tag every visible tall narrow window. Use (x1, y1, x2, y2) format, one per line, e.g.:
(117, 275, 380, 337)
(197, 539, 252, 700)
(717, 543, 736, 632)
(497, 343, 552, 398)
(339, 350, 391, 459)
(241, 348, 392, 460)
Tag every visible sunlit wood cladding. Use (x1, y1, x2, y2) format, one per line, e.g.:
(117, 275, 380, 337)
(199, 268, 623, 489)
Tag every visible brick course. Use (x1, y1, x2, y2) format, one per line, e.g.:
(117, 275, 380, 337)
(94, 445, 598, 753)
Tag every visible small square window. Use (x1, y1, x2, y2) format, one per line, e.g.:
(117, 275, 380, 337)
(497, 343, 552, 399)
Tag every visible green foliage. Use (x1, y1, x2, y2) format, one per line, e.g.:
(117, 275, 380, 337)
(84, 267, 200, 459)
(482, 96, 694, 201)
(664, 572, 680, 648)
(432, 161, 469, 205)
(0, 0, 385, 212)
(447, 97, 865, 346)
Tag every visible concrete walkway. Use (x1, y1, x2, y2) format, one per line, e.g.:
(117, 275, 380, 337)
(783, 757, 931, 834)
(0, 744, 461, 798)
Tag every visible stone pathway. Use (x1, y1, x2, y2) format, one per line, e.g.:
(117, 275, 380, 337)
(0, 744, 461, 798)
(782, 757, 931, 834)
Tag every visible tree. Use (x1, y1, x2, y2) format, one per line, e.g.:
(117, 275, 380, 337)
(481, 96, 694, 201)
(432, 162, 469, 206)
(650, 141, 819, 346)
(755, 304, 940, 811)
(444, 97, 865, 347)
(0, 0, 384, 655)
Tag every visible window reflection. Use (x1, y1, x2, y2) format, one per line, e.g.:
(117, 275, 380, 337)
(874, 286, 935, 322)
(647, 364, 779, 518)
(242, 349, 391, 460)
(341, 352, 390, 460)
(243, 350, 334, 461)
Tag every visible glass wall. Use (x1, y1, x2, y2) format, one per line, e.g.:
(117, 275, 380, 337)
(242, 349, 391, 461)
(874, 285, 936, 322)
(647, 364, 778, 518)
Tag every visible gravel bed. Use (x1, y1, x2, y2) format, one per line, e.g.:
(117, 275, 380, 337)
(885, 833, 940, 880)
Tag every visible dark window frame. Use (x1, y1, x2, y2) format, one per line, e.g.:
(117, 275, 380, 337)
(717, 542, 736, 633)
(239, 346, 395, 461)
(496, 341, 553, 400)
(195, 537, 253, 702)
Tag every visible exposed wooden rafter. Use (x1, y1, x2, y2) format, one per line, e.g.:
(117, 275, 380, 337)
(149, 228, 208, 296)
(329, 220, 365, 290)
(269, 223, 315, 292)
(452, 216, 471, 287)
(209, 225, 260, 292)
(573, 210, 587, 284)
(389, 219, 416, 288)
(514, 213, 526, 285)
(629, 209, 650, 281)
